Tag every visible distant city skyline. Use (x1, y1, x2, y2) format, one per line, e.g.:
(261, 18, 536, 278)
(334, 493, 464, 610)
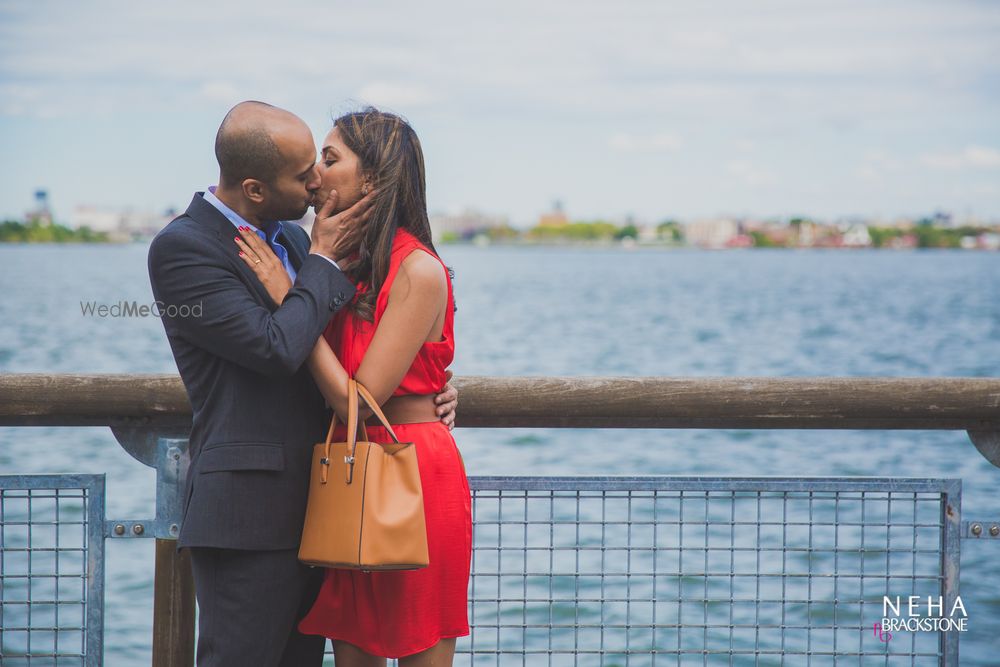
(1, 0, 999, 224)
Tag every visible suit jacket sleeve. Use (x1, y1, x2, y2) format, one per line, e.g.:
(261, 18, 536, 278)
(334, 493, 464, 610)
(147, 228, 355, 377)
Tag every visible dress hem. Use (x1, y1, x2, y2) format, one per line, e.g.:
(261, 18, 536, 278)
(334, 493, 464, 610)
(300, 627, 470, 659)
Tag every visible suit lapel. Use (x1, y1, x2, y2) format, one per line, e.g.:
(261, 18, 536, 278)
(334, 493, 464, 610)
(184, 193, 275, 307)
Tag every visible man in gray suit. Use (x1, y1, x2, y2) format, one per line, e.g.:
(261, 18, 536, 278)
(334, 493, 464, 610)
(148, 101, 457, 666)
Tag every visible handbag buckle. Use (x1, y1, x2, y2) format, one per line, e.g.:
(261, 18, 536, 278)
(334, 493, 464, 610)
(345, 455, 356, 485)
(320, 457, 330, 466)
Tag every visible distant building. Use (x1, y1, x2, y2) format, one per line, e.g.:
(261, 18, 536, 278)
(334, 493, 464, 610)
(637, 224, 658, 243)
(796, 221, 816, 247)
(429, 208, 509, 242)
(979, 233, 1000, 251)
(930, 211, 954, 228)
(71, 205, 173, 241)
(841, 223, 872, 247)
(684, 218, 739, 248)
(28, 189, 53, 225)
(71, 206, 120, 232)
(537, 200, 569, 228)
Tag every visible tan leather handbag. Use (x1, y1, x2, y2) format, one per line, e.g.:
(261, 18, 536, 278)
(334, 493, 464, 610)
(298, 379, 429, 570)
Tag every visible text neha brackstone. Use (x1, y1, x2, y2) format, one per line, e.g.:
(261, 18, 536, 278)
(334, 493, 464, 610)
(881, 595, 968, 633)
(80, 300, 203, 318)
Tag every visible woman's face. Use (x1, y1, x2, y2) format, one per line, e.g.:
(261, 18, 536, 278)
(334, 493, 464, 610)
(316, 126, 366, 214)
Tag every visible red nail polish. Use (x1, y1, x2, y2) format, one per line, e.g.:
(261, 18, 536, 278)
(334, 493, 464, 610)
(239, 251, 244, 256)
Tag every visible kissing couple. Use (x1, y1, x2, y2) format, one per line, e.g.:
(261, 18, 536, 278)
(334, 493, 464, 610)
(148, 101, 471, 666)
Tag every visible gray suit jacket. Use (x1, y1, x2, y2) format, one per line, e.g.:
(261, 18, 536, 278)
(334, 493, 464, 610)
(148, 193, 355, 550)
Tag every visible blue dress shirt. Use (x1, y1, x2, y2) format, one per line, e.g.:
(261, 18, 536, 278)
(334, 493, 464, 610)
(204, 186, 340, 280)
(204, 185, 295, 282)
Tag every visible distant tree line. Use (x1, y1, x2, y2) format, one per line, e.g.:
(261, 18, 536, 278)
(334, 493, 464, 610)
(525, 220, 681, 243)
(869, 223, 991, 248)
(438, 217, 997, 248)
(0, 220, 109, 243)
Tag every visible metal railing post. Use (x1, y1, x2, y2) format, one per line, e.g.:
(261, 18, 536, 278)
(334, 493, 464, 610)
(106, 429, 194, 666)
(152, 540, 195, 667)
(941, 479, 963, 666)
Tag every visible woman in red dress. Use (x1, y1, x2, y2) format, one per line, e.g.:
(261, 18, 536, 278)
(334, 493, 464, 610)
(236, 108, 470, 666)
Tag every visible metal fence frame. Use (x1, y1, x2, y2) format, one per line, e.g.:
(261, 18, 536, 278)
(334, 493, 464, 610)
(3, 473, 969, 666)
(0, 474, 106, 667)
(457, 476, 962, 666)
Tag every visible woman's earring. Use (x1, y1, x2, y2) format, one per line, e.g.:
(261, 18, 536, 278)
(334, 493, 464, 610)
(361, 184, 370, 196)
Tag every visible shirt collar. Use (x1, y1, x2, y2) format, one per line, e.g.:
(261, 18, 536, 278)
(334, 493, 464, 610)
(204, 186, 284, 241)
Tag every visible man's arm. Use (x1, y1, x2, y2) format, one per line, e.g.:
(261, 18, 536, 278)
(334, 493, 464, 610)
(148, 228, 355, 377)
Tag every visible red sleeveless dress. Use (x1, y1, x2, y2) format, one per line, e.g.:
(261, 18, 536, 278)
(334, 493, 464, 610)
(297, 228, 471, 658)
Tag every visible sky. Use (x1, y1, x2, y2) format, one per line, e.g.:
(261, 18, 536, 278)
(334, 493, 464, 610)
(1, 0, 999, 226)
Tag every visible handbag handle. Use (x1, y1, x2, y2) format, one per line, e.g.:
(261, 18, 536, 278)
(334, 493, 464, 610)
(320, 379, 403, 484)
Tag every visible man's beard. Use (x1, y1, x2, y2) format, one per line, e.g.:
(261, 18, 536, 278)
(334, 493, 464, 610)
(268, 202, 309, 223)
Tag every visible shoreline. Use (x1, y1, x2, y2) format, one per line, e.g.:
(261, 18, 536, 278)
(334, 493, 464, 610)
(1, 238, 997, 251)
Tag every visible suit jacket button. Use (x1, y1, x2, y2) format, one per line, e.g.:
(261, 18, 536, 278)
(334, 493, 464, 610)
(337, 291, 347, 301)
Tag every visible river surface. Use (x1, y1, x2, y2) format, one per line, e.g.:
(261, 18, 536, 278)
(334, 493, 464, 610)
(1, 244, 998, 664)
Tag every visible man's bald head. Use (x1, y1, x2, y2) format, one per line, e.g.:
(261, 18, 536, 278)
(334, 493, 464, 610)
(215, 101, 310, 188)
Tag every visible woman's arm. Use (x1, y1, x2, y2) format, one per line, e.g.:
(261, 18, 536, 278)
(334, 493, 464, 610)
(307, 249, 448, 418)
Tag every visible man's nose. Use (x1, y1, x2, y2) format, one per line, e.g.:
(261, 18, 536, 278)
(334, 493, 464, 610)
(307, 165, 322, 191)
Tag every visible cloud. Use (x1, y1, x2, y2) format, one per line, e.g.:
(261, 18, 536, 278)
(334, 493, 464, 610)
(920, 146, 1000, 170)
(608, 132, 680, 153)
(3, 0, 998, 123)
(2, 0, 1000, 219)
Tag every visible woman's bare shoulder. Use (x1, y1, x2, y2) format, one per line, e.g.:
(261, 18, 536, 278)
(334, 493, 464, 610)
(393, 248, 447, 297)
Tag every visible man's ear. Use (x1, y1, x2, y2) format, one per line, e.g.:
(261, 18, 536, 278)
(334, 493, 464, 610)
(242, 179, 266, 204)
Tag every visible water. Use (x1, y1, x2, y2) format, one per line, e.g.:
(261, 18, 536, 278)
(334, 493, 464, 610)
(1, 243, 998, 663)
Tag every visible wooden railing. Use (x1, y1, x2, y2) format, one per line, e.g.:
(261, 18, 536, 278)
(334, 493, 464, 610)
(1, 374, 998, 461)
(1, 373, 999, 667)
(2, 373, 998, 428)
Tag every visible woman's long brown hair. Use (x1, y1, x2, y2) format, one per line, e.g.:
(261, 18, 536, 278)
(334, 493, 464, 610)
(333, 107, 439, 322)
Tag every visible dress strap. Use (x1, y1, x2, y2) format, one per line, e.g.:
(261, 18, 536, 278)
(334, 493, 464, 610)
(379, 232, 447, 307)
